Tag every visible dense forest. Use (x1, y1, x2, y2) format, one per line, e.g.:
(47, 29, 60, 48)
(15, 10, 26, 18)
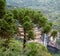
(0, 0, 60, 56)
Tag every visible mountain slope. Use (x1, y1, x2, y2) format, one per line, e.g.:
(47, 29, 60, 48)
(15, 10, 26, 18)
(6, 0, 60, 17)
(7, 0, 60, 10)
(6, 0, 60, 31)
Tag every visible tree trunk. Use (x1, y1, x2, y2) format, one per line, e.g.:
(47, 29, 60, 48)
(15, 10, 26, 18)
(23, 28, 26, 48)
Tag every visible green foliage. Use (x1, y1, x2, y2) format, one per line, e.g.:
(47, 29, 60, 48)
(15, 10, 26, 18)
(11, 8, 51, 48)
(23, 21, 33, 31)
(16, 8, 50, 36)
(0, 39, 52, 56)
(13, 8, 48, 28)
(0, 0, 6, 18)
(18, 8, 25, 24)
(22, 16, 32, 30)
(0, 38, 22, 56)
(27, 30, 34, 40)
(0, 12, 17, 39)
(25, 42, 51, 56)
(48, 22, 53, 27)
(23, 16, 31, 23)
(0, 1, 53, 56)
(38, 16, 48, 27)
(32, 12, 40, 24)
(51, 52, 60, 56)
(12, 9, 19, 19)
(51, 30, 58, 38)
(43, 25, 52, 34)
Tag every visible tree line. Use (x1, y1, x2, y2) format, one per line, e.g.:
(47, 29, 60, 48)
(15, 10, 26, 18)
(0, 0, 58, 56)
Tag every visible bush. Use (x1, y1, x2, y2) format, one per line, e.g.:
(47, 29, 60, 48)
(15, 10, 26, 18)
(27, 30, 34, 40)
(24, 42, 51, 56)
(0, 38, 23, 56)
(0, 39, 51, 56)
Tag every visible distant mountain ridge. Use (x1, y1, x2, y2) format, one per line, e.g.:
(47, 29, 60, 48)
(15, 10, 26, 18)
(6, 0, 60, 17)
(7, 0, 60, 10)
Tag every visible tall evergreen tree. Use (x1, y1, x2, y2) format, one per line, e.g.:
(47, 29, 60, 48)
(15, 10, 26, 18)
(0, 0, 6, 18)
(0, 12, 17, 39)
(51, 30, 58, 40)
(22, 16, 33, 48)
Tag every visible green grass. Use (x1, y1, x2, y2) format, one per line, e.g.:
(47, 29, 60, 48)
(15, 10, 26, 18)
(52, 53, 60, 56)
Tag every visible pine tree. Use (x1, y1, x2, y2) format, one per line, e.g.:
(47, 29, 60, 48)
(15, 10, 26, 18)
(0, 0, 6, 18)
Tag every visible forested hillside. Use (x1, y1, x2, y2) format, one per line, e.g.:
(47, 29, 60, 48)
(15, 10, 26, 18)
(6, 0, 60, 31)
(0, 0, 60, 56)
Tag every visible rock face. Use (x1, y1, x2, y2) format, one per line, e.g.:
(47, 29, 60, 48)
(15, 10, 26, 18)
(47, 45, 60, 53)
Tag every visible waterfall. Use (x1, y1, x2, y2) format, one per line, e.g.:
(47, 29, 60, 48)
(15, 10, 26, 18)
(44, 34, 47, 47)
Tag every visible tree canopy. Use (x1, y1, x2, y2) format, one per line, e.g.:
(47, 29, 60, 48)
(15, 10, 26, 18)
(0, 0, 6, 18)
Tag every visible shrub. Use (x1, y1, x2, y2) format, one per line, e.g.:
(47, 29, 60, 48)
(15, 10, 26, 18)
(24, 42, 52, 56)
(0, 38, 23, 56)
(27, 30, 34, 40)
(0, 39, 51, 56)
